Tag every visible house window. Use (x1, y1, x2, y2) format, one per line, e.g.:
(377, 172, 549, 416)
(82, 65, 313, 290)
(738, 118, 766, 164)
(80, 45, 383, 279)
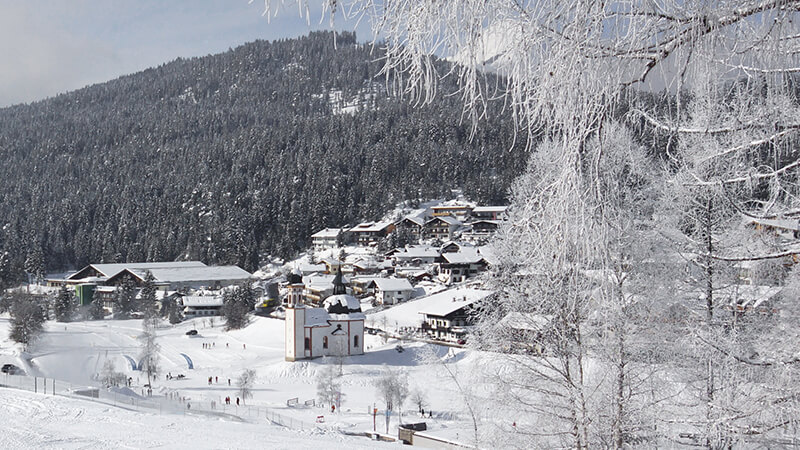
(323, 336, 328, 349)
(354, 335, 359, 348)
(304, 337, 310, 350)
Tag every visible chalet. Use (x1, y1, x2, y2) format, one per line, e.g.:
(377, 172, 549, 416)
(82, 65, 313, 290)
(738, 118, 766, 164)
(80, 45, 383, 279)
(350, 276, 383, 296)
(423, 216, 461, 241)
(321, 258, 346, 274)
(393, 245, 441, 266)
(311, 228, 344, 251)
(437, 249, 488, 284)
(182, 295, 224, 317)
(470, 206, 508, 221)
(348, 221, 396, 246)
(303, 272, 351, 306)
(431, 204, 473, 220)
(498, 312, 552, 354)
(394, 215, 426, 243)
(439, 241, 471, 254)
(285, 271, 365, 361)
(462, 220, 500, 241)
(373, 277, 415, 305)
(351, 258, 383, 275)
(418, 288, 491, 342)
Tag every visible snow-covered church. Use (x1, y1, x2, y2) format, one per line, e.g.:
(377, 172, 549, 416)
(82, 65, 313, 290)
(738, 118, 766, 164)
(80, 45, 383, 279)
(285, 269, 365, 361)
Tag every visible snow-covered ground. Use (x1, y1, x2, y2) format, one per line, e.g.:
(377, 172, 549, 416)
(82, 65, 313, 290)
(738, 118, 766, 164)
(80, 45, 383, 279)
(0, 386, 388, 449)
(0, 314, 485, 448)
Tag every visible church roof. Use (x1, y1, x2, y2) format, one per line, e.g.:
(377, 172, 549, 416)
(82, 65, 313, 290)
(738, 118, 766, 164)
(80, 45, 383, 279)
(324, 294, 362, 314)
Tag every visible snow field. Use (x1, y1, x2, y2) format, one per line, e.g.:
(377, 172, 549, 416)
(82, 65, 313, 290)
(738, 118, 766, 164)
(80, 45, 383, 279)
(0, 314, 489, 447)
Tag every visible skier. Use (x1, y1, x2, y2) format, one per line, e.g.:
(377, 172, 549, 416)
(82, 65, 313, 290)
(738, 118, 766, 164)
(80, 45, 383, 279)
(236, 397, 240, 406)
(215, 376, 218, 383)
(331, 404, 335, 413)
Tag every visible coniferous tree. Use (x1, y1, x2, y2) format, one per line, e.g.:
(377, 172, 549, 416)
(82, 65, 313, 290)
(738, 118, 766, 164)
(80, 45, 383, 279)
(53, 285, 76, 322)
(139, 271, 159, 323)
(167, 299, 184, 325)
(222, 283, 255, 330)
(113, 277, 138, 319)
(88, 297, 106, 320)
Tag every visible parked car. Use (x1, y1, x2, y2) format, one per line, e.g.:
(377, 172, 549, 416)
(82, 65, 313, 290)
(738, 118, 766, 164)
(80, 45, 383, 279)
(1, 364, 21, 375)
(185, 329, 198, 336)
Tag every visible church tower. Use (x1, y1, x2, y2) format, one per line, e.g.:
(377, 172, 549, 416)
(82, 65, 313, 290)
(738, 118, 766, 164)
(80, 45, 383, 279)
(285, 270, 306, 361)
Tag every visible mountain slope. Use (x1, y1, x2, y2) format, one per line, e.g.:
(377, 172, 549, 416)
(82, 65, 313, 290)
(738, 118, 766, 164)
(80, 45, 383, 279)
(0, 31, 528, 279)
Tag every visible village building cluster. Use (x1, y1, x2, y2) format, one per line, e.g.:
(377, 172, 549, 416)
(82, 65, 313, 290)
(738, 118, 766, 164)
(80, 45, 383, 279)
(281, 201, 508, 360)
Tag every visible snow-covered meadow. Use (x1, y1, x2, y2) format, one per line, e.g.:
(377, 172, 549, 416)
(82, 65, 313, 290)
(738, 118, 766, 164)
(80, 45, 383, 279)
(0, 314, 487, 448)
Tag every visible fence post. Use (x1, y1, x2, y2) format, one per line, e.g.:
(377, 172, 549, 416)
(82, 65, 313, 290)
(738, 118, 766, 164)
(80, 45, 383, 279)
(34, 377, 37, 394)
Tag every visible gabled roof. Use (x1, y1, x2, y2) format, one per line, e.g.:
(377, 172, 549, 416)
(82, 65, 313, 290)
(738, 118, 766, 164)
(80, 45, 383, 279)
(107, 265, 251, 285)
(396, 215, 425, 227)
(426, 216, 461, 226)
(394, 246, 440, 259)
(311, 228, 343, 239)
(441, 248, 485, 265)
(417, 288, 492, 317)
(68, 261, 206, 280)
(373, 277, 414, 292)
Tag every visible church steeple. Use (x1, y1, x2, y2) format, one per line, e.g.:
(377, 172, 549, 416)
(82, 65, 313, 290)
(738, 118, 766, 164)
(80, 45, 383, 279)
(332, 266, 347, 295)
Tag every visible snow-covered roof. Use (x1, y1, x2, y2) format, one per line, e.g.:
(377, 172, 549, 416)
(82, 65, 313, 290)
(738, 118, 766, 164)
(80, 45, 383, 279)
(311, 228, 342, 238)
(472, 206, 508, 213)
(297, 263, 326, 274)
(432, 204, 472, 211)
(349, 221, 394, 233)
(304, 274, 349, 291)
(373, 278, 414, 292)
(745, 216, 800, 232)
(125, 265, 252, 284)
(182, 296, 224, 307)
(427, 216, 461, 226)
(397, 215, 425, 227)
(394, 246, 440, 259)
(68, 261, 206, 280)
(476, 246, 500, 265)
(417, 288, 492, 317)
(708, 285, 783, 309)
(305, 307, 332, 327)
(441, 249, 485, 265)
(323, 294, 362, 312)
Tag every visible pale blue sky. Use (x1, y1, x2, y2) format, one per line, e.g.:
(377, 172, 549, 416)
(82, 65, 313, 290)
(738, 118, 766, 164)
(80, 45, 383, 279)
(0, 1, 367, 107)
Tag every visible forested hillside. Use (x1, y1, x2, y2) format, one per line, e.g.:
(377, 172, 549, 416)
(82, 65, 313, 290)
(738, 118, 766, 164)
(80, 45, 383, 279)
(0, 31, 527, 281)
